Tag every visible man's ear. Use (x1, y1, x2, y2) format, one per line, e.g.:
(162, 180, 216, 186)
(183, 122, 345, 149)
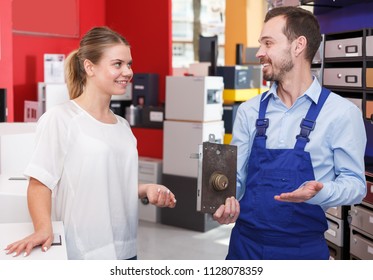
(294, 36, 307, 57)
(84, 59, 95, 76)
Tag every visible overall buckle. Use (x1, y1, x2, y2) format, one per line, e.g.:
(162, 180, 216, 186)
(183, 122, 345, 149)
(256, 118, 269, 138)
(296, 118, 315, 142)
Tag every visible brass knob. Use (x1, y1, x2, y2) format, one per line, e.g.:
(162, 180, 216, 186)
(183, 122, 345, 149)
(210, 172, 228, 191)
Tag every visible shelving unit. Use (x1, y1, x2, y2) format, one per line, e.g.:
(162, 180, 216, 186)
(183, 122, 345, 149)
(323, 29, 371, 109)
(321, 28, 373, 259)
(348, 179, 373, 260)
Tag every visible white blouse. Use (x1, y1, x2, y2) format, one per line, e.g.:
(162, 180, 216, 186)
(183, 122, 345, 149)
(24, 100, 138, 260)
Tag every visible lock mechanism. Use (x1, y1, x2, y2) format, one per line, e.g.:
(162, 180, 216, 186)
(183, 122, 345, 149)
(196, 134, 237, 213)
(210, 171, 229, 191)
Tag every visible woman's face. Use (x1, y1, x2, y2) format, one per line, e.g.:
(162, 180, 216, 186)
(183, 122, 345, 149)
(90, 44, 133, 97)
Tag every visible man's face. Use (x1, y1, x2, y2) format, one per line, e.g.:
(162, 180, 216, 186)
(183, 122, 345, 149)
(256, 15, 295, 82)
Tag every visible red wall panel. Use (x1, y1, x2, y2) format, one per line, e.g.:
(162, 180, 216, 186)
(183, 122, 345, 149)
(132, 127, 163, 159)
(106, 0, 172, 106)
(12, 0, 106, 121)
(0, 0, 14, 121)
(13, 0, 79, 38)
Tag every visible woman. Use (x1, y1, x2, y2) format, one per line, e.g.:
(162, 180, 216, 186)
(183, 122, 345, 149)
(6, 26, 176, 260)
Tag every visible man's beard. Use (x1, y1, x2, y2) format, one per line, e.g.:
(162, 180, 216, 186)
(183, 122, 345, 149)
(263, 52, 294, 82)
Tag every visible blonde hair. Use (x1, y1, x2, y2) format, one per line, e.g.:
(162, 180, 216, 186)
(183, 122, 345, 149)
(64, 26, 130, 99)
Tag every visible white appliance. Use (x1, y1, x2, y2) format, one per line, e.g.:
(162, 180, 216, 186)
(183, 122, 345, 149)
(0, 122, 36, 176)
(138, 157, 162, 223)
(0, 123, 36, 224)
(163, 120, 225, 178)
(38, 82, 69, 114)
(0, 221, 68, 260)
(44, 54, 65, 84)
(165, 76, 224, 122)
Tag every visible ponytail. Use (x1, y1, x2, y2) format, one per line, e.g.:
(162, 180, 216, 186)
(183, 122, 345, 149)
(64, 49, 85, 99)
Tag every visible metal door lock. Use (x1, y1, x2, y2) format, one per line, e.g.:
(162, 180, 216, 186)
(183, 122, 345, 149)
(210, 172, 229, 191)
(196, 134, 237, 213)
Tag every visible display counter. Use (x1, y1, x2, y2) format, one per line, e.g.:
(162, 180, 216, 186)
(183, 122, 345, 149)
(0, 221, 67, 260)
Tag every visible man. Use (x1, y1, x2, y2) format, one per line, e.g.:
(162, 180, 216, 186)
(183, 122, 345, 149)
(213, 6, 367, 260)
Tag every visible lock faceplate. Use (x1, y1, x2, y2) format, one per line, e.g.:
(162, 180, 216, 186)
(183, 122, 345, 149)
(197, 141, 237, 213)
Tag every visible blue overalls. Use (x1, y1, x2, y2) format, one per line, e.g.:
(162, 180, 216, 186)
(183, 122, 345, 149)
(227, 87, 331, 260)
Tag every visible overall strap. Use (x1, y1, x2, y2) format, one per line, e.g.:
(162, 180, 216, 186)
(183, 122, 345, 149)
(255, 92, 270, 148)
(295, 87, 331, 150)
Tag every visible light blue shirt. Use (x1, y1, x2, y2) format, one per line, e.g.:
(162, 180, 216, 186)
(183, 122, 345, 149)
(232, 78, 367, 210)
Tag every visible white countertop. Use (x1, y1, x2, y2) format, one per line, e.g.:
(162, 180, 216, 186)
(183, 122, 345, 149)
(0, 221, 68, 260)
(0, 174, 30, 223)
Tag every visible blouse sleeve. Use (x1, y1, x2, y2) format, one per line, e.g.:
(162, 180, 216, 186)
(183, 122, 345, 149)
(24, 108, 69, 190)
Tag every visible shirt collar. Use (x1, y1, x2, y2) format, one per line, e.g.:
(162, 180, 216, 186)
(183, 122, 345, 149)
(261, 76, 322, 104)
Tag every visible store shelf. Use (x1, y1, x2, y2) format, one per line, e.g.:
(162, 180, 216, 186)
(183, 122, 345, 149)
(302, 0, 373, 14)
